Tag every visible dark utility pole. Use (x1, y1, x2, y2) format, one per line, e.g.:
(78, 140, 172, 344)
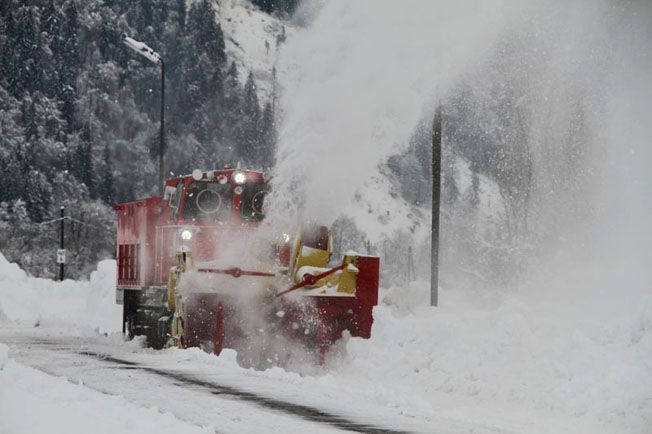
(431, 106, 442, 306)
(159, 60, 165, 195)
(59, 206, 65, 281)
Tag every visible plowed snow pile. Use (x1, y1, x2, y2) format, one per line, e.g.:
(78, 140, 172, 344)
(342, 284, 652, 433)
(0, 253, 120, 333)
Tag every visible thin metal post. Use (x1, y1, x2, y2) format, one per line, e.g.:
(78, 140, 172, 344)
(407, 245, 416, 283)
(159, 60, 165, 195)
(431, 106, 442, 306)
(59, 206, 65, 281)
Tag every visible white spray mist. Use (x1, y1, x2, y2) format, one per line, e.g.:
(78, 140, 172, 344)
(271, 0, 652, 305)
(270, 0, 534, 224)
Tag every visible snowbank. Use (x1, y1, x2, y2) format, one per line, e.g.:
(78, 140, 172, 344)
(333, 283, 652, 434)
(0, 351, 213, 434)
(0, 252, 121, 333)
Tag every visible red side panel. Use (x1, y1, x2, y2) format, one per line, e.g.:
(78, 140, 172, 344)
(116, 197, 161, 287)
(351, 255, 380, 338)
(312, 255, 379, 357)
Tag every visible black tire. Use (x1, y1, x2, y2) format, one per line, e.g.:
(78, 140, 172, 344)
(123, 289, 171, 349)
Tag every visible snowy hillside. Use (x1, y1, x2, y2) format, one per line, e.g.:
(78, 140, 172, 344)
(214, 0, 285, 101)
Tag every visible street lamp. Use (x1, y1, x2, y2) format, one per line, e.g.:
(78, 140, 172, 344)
(122, 34, 165, 195)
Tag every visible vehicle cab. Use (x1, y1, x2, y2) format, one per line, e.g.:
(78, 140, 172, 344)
(163, 168, 271, 226)
(116, 167, 274, 292)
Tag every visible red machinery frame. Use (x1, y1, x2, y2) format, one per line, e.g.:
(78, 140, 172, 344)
(115, 169, 379, 363)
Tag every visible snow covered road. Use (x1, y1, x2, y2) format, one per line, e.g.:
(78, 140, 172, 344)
(0, 327, 505, 434)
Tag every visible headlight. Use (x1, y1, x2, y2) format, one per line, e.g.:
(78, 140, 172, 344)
(282, 233, 290, 243)
(181, 229, 192, 240)
(232, 171, 246, 184)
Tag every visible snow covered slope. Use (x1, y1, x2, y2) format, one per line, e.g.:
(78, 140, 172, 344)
(212, 0, 285, 101)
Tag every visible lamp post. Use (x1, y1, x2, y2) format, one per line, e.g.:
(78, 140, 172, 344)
(122, 35, 165, 195)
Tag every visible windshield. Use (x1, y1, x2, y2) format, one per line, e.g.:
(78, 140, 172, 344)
(168, 181, 184, 221)
(241, 183, 270, 222)
(182, 181, 232, 222)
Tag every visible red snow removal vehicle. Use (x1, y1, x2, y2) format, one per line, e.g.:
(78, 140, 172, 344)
(115, 168, 379, 365)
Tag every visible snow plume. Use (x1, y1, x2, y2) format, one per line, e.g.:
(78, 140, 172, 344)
(266, 1, 652, 430)
(270, 0, 533, 225)
(272, 0, 652, 289)
(509, 0, 652, 316)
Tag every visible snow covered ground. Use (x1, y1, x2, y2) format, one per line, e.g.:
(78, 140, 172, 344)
(1, 253, 650, 434)
(0, 343, 213, 434)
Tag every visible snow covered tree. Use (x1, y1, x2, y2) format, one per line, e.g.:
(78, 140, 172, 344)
(442, 149, 459, 206)
(23, 170, 52, 223)
(174, 0, 186, 32)
(57, 0, 80, 132)
(14, 6, 40, 97)
(469, 168, 480, 209)
(259, 101, 276, 169)
(238, 71, 261, 164)
(22, 97, 38, 143)
(135, 0, 155, 37)
(0, 6, 15, 89)
(251, 0, 300, 16)
(222, 62, 244, 148)
(184, 0, 226, 109)
(40, 0, 60, 37)
(70, 124, 94, 197)
(39, 0, 61, 98)
(188, 0, 226, 66)
(99, 144, 115, 205)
